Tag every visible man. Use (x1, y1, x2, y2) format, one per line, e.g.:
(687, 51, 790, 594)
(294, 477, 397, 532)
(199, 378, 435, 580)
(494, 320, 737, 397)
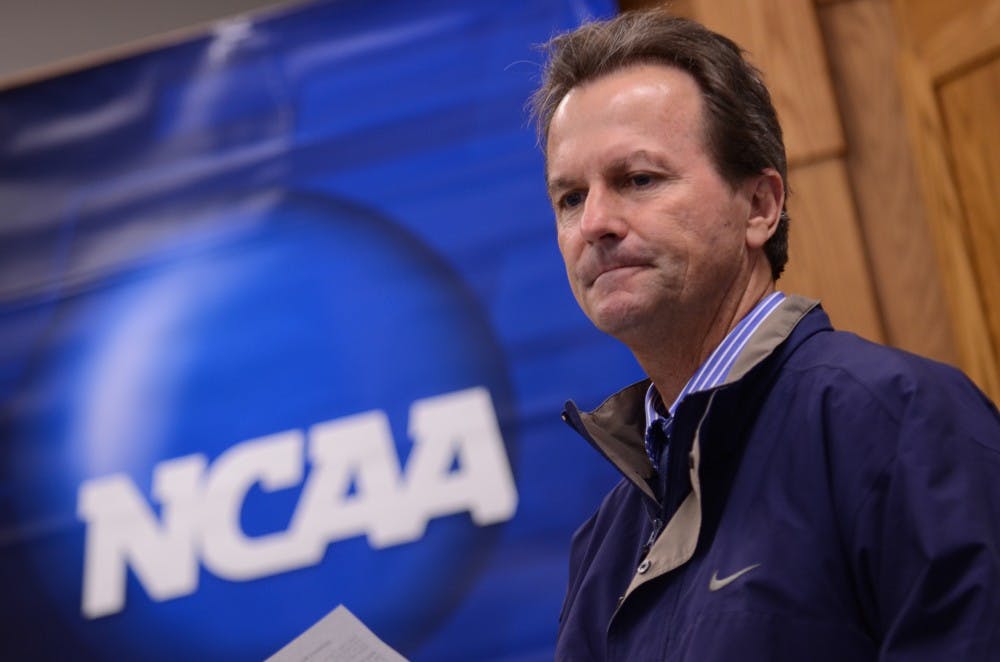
(530, 9, 1000, 661)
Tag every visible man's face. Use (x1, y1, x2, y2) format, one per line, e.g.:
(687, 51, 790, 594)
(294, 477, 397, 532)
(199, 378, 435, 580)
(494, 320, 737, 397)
(546, 64, 759, 344)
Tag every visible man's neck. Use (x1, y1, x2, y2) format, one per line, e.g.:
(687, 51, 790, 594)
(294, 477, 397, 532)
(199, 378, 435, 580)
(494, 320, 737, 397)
(633, 269, 776, 408)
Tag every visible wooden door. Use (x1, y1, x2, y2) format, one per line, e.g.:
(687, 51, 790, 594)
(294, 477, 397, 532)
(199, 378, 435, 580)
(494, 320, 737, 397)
(893, 0, 1000, 398)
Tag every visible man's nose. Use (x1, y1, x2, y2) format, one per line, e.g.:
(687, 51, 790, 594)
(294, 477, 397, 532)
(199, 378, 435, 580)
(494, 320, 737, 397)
(579, 188, 628, 243)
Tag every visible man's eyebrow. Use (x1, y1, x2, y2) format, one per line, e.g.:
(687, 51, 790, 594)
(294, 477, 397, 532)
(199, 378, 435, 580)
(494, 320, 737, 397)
(616, 149, 668, 169)
(547, 176, 576, 195)
(546, 150, 671, 194)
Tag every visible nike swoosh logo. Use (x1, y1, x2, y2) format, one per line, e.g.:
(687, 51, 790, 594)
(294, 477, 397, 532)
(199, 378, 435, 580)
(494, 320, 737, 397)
(708, 563, 761, 591)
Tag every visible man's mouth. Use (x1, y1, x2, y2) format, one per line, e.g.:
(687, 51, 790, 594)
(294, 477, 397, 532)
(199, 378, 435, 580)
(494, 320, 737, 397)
(590, 263, 645, 286)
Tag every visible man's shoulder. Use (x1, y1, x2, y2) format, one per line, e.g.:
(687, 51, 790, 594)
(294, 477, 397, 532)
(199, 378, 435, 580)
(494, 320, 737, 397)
(734, 299, 986, 417)
(776, 321, 998, 436)
(786, 325, 960, 386)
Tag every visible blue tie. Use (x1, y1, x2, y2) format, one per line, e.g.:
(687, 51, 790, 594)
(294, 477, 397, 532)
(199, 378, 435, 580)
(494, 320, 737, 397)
(646, 417, 675, 506)
(645, 417, 672, 475)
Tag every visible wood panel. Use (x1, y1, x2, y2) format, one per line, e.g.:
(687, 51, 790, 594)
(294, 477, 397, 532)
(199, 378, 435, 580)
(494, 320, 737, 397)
(619, 0, 688, 13)
(619, 1, 683, 13)
(895, 0, 996, 72)
(916, 1, 1000, 80)
(817, 0, 956, 363)
(940, 59, 1000, 364)
(782, 158, 884, 341)
(892, 0, 1000, 400)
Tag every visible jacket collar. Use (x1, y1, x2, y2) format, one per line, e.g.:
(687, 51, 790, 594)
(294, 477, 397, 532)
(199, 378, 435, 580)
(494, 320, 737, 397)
(561, 294, 820, 502)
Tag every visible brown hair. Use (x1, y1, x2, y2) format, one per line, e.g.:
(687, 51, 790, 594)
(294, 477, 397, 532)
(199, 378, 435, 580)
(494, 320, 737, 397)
(530, 9, 789, 279)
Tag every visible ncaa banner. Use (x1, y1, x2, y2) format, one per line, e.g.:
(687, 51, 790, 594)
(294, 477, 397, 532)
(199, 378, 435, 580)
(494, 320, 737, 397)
(0, 0, 641, 659)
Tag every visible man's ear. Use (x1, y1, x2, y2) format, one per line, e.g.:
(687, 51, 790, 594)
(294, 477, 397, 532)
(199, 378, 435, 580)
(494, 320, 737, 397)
(745, 168, 784, 250)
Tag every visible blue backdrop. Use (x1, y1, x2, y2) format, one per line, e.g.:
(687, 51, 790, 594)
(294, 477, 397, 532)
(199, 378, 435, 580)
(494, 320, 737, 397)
(0, 1, 645, 659)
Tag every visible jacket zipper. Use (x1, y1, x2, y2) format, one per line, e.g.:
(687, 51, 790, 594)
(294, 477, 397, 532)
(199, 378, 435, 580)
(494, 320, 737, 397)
(640, 517, 664, 559)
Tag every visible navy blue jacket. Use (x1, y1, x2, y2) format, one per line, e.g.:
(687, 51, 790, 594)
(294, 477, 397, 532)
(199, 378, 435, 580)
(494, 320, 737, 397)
(557, 296, 1000, 661)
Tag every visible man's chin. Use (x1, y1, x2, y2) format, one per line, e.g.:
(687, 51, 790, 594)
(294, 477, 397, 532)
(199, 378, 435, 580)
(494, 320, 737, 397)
(586, 299, 651, 341)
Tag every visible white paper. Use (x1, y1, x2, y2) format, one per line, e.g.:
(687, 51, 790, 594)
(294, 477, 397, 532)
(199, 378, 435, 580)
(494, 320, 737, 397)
(265, 604, 409, 662)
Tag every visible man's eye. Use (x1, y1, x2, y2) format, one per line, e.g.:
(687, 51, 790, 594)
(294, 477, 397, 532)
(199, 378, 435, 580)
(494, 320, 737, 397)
(628, 173, 653, 187)
(561, 191, 585, 209)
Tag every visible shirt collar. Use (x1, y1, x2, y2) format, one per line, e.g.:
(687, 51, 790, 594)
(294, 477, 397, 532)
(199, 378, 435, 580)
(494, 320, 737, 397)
(644, 291, 786, 429)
